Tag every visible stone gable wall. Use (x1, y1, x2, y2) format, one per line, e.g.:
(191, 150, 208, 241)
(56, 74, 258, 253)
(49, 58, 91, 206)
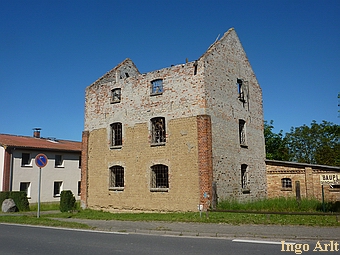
(201, 29, 267, 202)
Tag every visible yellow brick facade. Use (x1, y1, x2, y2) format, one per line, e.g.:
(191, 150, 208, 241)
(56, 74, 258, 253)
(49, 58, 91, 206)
(86, 116, 201, 212)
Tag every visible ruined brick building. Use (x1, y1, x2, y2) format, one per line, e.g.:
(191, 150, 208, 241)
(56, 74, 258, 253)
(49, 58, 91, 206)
(81, 28, 267, 211)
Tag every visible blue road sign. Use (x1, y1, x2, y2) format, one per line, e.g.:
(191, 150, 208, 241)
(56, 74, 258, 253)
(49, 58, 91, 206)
(35, 154, 48, 168)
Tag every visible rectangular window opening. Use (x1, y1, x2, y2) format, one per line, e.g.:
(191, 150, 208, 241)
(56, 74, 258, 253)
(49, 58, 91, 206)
(78, 181, 81, 196)
(237, 79, 245, 102)
(241, 164, 248, 189)
(193, 61, 198, 75)
(20, 182, 31, 198)
(110, 122, 123, 147)
(239, 119, 247, 147)
(55, 155, 63, 167)
(281, 178, 292, 190)
(21, 153, 31, 166)
(151, 164, 169, 191)
(53, 181, 63, 197)
(109, 166, 124, 190)
(111, 88, 121, 103)
(151, 79, 163, 95)
(151, 117, 166, 145)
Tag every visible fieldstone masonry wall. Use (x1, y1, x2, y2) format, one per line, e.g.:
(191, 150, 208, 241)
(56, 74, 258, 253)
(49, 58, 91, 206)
(201, 29, 267, 202)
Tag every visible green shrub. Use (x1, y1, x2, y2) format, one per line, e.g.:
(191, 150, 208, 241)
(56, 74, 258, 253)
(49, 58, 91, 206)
(9, 191, 30, 211)
(0, 192, 9, 205)
(59, 190, 76, 212)
(0, 191, 30, 211)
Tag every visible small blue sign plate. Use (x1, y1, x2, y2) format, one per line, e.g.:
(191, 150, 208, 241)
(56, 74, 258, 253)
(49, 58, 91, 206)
(35, 154, 48, 168)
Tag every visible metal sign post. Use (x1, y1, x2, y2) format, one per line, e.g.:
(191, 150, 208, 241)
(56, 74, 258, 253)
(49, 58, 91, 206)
(321, 184, 325, 212)
(319, 174, 340, 213)
(35, 154, 48, 218)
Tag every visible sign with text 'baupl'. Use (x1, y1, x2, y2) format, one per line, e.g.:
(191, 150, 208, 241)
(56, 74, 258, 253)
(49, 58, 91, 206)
(320, 174, 340, 185)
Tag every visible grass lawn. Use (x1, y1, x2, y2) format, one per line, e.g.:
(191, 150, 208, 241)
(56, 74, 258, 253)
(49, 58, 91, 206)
(0, 198, 339, 229)
(43, 209, 340, 227)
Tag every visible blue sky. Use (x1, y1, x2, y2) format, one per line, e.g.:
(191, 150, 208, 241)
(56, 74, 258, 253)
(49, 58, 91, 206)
(1, 0, 339, 141)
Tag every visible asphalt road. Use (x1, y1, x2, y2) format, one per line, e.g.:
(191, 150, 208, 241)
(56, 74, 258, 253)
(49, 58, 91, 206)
(0, 224, 337, 255)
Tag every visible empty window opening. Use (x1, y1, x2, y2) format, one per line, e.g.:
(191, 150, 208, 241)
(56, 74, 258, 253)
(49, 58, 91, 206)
(53, 181, 63, 197)
(237, 78, 245, 102)
(281, 178, 292, 189)
(241, 164, 248, 189)
(151, 164, 169, 190)
(110, 122, 123, 147)
(239, 119, 247, 147)
(111, 88, 121, 103)
(109, 166, 124, 189)
(21, 153, 31, 166)
(151, 117, 166, 144)
(77, 181, 81, 196)
(125, 72, 129, 78)
(193, 61, 198, 75)
(55, 155, 63, 167)
(20, 182, 31, 198)
(151, 79, 163, 95)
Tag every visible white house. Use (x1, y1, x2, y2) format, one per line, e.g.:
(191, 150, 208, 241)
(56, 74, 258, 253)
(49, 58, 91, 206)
(0, 130, 81, 203)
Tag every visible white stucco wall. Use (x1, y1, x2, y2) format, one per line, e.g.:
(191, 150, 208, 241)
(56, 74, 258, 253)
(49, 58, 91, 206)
(11, 149, 81, 203)
(0, 146, 4, 191)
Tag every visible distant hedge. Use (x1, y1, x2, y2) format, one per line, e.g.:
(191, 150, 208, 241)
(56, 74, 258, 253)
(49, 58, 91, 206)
(0, 191, 30, 211)
(60, 190, 76, 212)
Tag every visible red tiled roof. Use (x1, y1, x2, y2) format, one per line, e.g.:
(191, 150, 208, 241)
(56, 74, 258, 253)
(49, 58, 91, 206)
(0, 134, 81, 152)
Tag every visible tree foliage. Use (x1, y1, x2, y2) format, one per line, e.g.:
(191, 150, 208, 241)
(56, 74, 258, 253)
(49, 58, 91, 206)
(264, 120, 340, 167)
(264, 120, 290, 161)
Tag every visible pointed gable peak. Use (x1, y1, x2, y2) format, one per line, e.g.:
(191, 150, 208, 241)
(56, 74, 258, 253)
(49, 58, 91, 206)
(90, 58, 140, 87)
(199, 27, 237, 60)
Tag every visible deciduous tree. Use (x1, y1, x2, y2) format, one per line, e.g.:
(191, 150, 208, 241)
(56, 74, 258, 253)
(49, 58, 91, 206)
(264, 120, 290, 161)
(285, 120, 339, 166)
